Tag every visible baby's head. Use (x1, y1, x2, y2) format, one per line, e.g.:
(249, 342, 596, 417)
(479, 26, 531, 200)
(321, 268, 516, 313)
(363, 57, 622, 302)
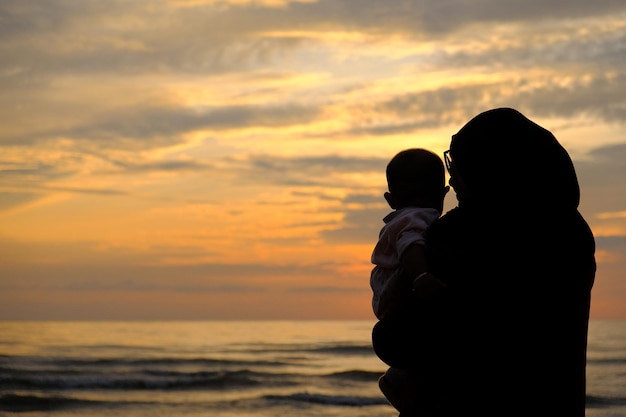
(385, 148, 447, 211)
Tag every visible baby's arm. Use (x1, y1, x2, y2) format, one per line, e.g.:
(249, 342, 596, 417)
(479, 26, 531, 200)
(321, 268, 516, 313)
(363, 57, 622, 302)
(400, 244, 446, 298)
(399, 243, 427, 280)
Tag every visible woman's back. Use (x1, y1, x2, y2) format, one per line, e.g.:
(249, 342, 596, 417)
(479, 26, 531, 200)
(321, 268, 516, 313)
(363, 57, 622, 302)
(424, 206, 595, 416)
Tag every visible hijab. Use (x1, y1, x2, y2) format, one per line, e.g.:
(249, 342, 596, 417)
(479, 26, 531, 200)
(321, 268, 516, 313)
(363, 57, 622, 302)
(449, 107, 580, 213)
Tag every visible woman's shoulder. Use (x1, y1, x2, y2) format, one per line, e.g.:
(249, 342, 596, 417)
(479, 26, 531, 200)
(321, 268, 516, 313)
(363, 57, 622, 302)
(429, 206, 465, 230)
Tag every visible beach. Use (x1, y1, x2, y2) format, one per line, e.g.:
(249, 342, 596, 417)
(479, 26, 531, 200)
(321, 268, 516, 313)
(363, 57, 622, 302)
(1, 320, 625, 416)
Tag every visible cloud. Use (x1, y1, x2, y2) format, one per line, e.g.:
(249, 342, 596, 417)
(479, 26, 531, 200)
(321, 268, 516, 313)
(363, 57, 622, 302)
(342, 193, 381, 205)
(286, 285, 363, 293)
(197, 0, 626, 38)
(597, 211, 626, 220)
(2, 103, 322, 147)
(595, 235, 626, 251)
(318, 191, 389, 244)
(0, 148, 386, 206)
(71, 103, 320, 144)
(577, 143, 626, 187)
(3, 0, 624, 83)
(1, 0, 625, 320)
(404, 0, 626, 31)
(0, 161, 66, 179)
(0, 235, 351, 291)
(0, 192, 42, 211)
(2, 0, 626, 154)
(0, 1, 308, 80)
(234, 154, 388, 187)
(364, 75, 626, 136)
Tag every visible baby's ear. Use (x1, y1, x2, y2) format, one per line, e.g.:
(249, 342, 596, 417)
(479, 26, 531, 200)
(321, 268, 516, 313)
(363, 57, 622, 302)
(384, 192, 396, 209)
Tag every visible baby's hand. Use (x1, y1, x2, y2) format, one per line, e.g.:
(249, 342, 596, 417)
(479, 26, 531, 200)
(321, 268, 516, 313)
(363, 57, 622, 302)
(411, 272, 447, 298)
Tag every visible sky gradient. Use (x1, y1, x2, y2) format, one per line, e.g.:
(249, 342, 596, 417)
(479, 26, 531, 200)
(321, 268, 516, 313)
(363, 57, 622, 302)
(1, 0, 625, 320)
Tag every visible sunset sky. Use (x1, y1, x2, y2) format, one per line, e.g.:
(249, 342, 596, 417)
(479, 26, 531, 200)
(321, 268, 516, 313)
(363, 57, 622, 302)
(1, 0, 625, 320)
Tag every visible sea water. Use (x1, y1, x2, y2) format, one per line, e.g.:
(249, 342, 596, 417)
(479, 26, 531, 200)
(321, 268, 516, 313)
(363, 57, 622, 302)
(0, 320, 624, 417)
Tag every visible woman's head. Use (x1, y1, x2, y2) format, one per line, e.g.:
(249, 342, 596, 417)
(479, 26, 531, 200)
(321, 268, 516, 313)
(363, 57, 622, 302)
(448, 108, 580, 210)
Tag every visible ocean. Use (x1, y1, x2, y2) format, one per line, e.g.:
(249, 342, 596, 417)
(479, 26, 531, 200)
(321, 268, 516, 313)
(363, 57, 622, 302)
(0, 320, 625, 416)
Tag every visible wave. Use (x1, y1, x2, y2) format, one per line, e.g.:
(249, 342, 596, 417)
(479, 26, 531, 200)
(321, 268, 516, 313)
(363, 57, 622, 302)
(1, 367, 380, 391)
(1, 369, 275, 390)
(306, 345, 375, 355)
(0, 391, 389, 413)
(587, 357, 626, 365)
(0, 356, 287, 368)
(225, 342, 375, 356)
(0, 393, 106, 412)
(586, 394, 626, 408)
(264, 392, 388, 407)
(0, 342, 375, 370)
(4, 390, 624, 413)
(325, 370, 382, 381)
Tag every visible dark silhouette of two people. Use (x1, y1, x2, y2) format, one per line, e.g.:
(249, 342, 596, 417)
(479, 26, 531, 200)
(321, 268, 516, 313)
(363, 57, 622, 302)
(371, 107, 596, 417)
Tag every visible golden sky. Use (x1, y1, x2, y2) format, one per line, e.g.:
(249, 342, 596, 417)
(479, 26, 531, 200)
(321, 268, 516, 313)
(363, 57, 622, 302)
(1, 0, 626, 320)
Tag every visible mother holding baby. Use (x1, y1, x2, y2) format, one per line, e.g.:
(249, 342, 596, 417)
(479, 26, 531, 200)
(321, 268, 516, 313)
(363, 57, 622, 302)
(373, 108, 596, 417)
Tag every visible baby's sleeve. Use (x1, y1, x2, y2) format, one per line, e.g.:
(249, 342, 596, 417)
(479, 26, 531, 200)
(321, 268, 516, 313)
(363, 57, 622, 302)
(395, 210, 435, 258)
